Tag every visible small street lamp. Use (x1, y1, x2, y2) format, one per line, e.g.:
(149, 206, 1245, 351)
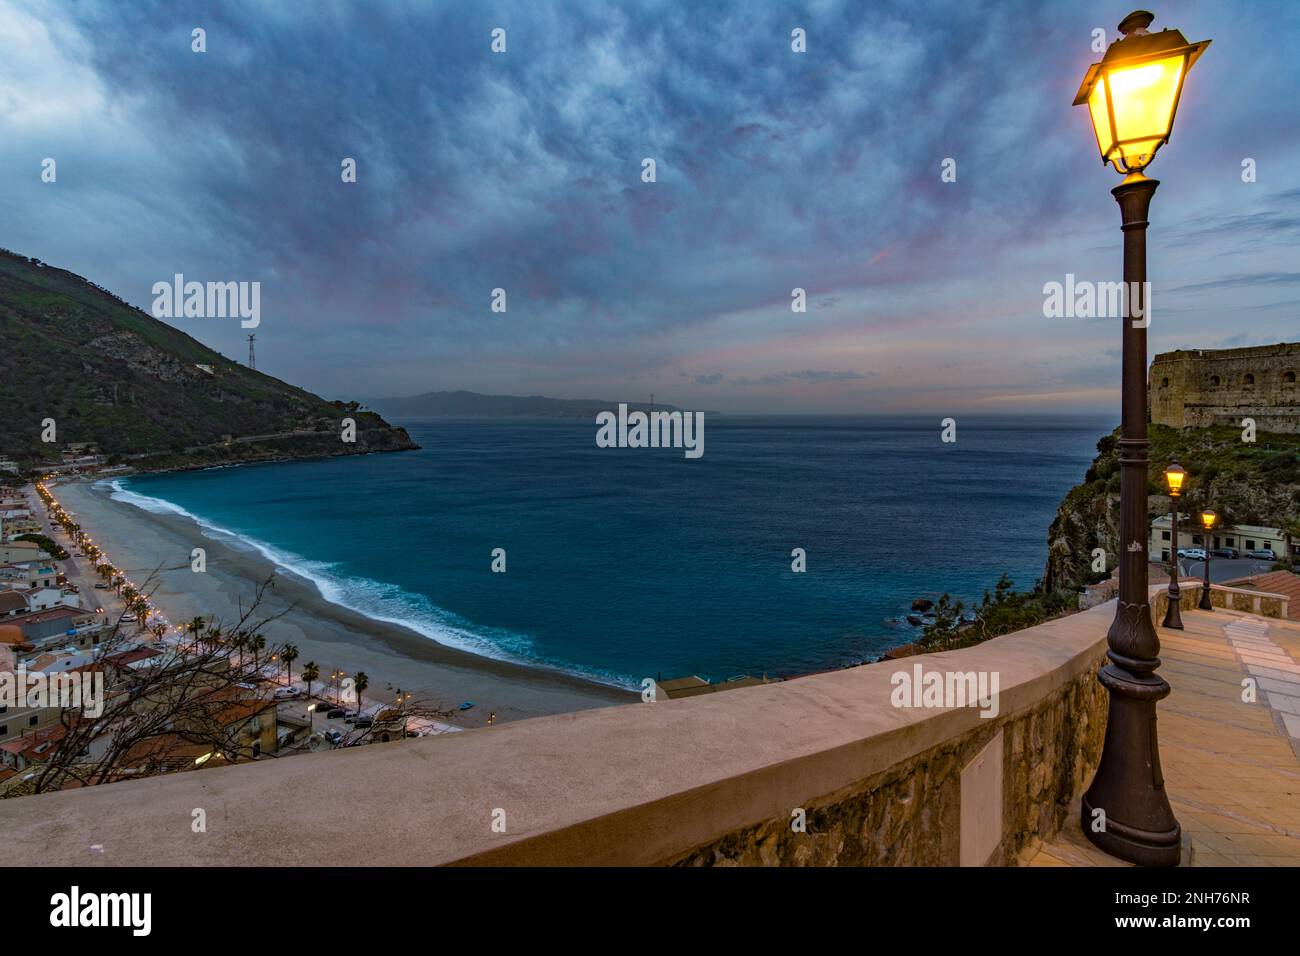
(1199, 509, 1218, 610)
(1161, 462, 1186, 630)
(1075, 9, 1210, 868)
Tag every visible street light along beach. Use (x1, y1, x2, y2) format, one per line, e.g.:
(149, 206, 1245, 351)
(1074, 9, 1210, 868)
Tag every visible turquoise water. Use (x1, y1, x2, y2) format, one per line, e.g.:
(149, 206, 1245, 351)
(112, 415, 1110, 688)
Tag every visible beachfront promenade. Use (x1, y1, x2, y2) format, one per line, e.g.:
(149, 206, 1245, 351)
(3, 578, 1294, 867)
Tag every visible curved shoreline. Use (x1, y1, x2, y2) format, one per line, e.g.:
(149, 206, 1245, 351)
(104, 477, 637, 689)
(54, 478, 636, 727)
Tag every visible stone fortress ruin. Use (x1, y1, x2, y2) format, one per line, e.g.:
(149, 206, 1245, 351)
(1150, 342, 1300, 434)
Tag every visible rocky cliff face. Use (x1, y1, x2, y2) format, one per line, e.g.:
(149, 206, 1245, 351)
(1044, 425, 1300, 594)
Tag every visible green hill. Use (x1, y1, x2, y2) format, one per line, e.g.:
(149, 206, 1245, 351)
(0, 249, 416, 470)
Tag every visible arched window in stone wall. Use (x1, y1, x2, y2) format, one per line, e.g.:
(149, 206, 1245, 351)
(1209, 375, 1221, 387)
(1284, 370, 1297, 385)
(1160, 377, 1169, 388)
(1243, 373, 1256, 387)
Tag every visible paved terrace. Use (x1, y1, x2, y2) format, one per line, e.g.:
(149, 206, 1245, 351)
(1025, 607, 1300, 866)
(0, 590, 1294, 866)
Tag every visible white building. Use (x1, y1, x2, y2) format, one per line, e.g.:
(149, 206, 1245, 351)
(1150, 515, 1291, 562)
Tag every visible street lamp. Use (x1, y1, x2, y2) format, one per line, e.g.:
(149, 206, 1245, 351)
(1161, 462, 1185, 630)
(1198, 509, 1217, 610)
(1076, 10, 1211, 176)
(1075, 9, 1209, 868)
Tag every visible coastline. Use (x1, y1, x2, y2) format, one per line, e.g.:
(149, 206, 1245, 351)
(53, 478, 636, 727)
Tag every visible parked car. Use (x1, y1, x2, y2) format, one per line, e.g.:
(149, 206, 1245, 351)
(353, 716, 374, 729)
(1180, 548, 1207, 561)
(324, 730, 344, 745)
(273, 687, 301, 700)
(1210, 548, 1239, 559)
(327, 708, 346, 719)
(1246, 548, 1276, 560)
(93, 583, 109, 590)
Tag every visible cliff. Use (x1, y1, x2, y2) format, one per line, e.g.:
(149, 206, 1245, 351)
(1044, 424, 1300, 593)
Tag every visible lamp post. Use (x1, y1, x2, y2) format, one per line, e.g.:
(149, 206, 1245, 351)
(1198, 509, 1217, 610)
(1074, 10, 1210, 867)
(1161, 462, 1185, 629)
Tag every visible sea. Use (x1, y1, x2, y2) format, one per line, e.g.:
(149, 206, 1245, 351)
(107, 415, 1112, 689)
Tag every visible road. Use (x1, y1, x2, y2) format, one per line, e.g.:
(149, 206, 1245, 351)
(1175, 555, 1278, 584)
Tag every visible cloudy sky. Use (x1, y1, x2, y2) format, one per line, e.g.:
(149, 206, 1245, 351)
(2, 0, 1298, 414)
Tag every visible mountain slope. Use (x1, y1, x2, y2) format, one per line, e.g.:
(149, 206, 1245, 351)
(370, 389, 719, 419)
(0, 249, 415, 469)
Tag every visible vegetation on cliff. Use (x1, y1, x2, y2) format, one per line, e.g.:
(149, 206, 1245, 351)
(0, 249, 416, 469)
(1044, 424, 1300, 593)
(918, 574, 1078, 652)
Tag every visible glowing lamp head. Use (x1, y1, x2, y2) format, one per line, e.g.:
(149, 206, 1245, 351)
(1074, 11, 1210, 174)
(1200, 508, 1217, 531)
(1164, 461, 1185, 496)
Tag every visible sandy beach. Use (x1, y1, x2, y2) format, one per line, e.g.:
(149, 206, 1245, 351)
(51, 477, 636, 727)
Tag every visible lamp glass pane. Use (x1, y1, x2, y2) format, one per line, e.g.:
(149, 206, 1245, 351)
(1113, 138, 1164, 168)
(1107, 54, 1184, 146)
(1087, 78, 1113, 157)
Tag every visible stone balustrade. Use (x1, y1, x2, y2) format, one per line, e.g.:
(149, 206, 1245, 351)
(0, 597, 1140, 866)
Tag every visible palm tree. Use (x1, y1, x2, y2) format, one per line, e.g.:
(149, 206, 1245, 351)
(282, 643, 299, 685)
(249, 633, 266, 668)
(301, 661, 319, 701)
(185, 616, 206, 648)
(128, 597, 149, 626)
(354, 671, 369, 712)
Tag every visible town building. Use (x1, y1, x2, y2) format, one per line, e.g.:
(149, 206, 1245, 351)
(1149, 515, 1291, 562)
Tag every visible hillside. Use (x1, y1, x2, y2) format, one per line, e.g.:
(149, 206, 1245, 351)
(1044, 424, 1300, 593)
(370, 389, 720, 419)
(0, 249, 416, 470)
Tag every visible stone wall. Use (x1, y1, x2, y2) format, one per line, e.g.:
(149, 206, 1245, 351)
(0, 599, 1124, 868)
(669, 658, 1105, 866)
(1150, 343, 1300, 433)
(1151, 581, 1290, 620)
